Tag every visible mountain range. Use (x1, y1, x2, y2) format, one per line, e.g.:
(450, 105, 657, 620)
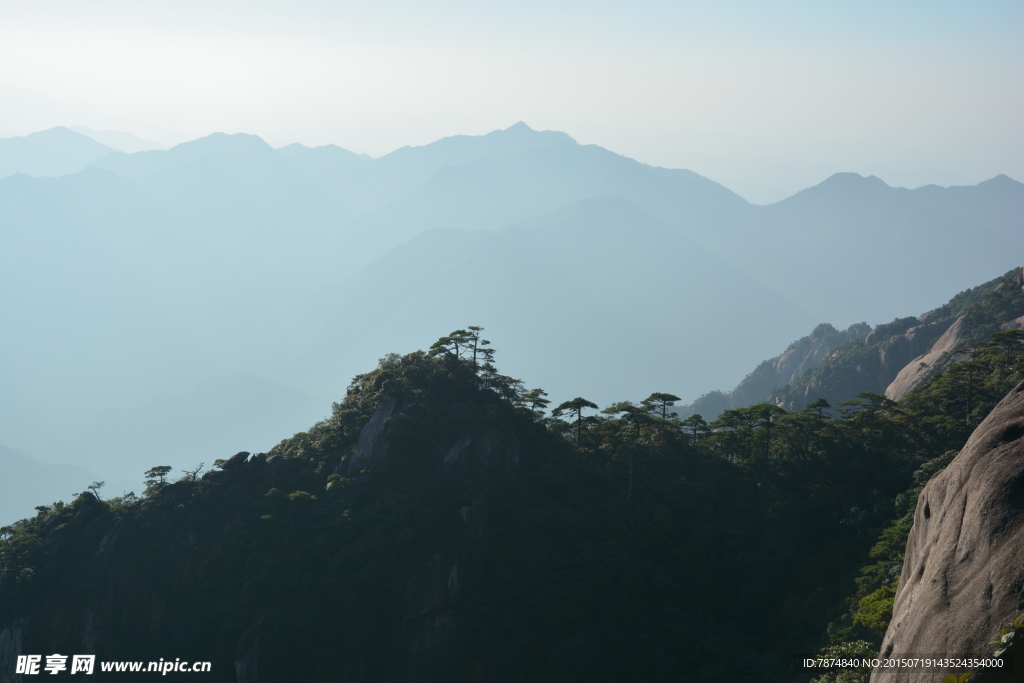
(1, 123, 1022, 520)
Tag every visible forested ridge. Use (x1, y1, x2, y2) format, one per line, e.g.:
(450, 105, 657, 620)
(2, 274, 1024, 682)
(771, 267, 1024, 411)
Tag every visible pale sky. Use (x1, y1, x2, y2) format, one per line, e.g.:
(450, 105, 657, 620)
(1, 0, 1021, 203)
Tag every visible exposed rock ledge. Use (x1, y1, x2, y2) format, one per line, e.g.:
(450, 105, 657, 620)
(885, 317, 966, 401)
(872, 380, 1024, 682)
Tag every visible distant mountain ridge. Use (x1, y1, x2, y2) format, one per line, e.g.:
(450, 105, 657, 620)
(769, 267, 1024, 411)
(681, 267, 1024, 420)
(297, 197, 818, 406)
(2, 122, 1022, 493)
(0, 127, 114, 179)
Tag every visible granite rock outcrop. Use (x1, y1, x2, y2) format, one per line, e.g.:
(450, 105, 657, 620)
(872, 380, 1024, 682)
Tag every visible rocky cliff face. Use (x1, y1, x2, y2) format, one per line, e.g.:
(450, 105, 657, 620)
(342, 397, 399, 476)
(872, 380, 1024, 683)
(768, 313, 955, 411)
(219, 401, 521, 683)
(732, 323, 871, 405)
(884, 317, 968, 401)
(679, 269, 1023, 420)
(387, 494, 489, 683)
(886, 269, 1024, 401)
(0, 620, 25, 683)
(338, 396, 523, 487)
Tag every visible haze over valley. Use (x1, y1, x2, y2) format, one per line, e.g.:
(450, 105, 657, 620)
(1, 123, 1022, 524)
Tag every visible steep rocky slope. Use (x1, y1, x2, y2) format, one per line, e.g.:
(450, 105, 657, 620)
(871, 380, 1024, 683)
(770, 268, 1024, 412)
(768, 313, 958, 410)
(681, 322, 870, 419)
(887, 269, 1024, 401)
(679, 268, 1024, 423)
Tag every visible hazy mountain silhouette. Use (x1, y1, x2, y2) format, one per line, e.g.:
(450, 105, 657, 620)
(92, 133, 352, 289)
(297, 197, 818, 406)
(729, 172, 1024, 325)
(0, 127, 114, 179)
(0, 162, 338, 482)
(0, 168, 212, 453)
(351, 139, 747, 250)
(281, 123, 748, 260)
(280, 121, 582, 214)
(282, 124, 1023, 325)
(277, 142, 371, 210)
(2, 122, 1022, 504)
(2, 136, 359, 496)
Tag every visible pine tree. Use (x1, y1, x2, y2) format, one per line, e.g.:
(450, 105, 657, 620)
(553, 397, 599, 444)
(641, 392, 682, 420)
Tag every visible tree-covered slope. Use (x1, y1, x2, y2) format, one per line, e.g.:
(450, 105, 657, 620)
(6, 323, 1020, 682)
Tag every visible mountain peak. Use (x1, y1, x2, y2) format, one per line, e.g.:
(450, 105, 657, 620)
(504, 121, 534, 133)
(5, 126, 112, 149)
(976, 173, 1024, 191)
(490, 121, 575, 146)
(376, 122, 577, 175)
(773, 172, 892, 206)
(89, 132, 289, 180)
(276, 142, 310, 156)
(819, 172, 890, 188)
(172, 131, 273, 154)
(0, 127, 115, 179)
(137, 132, 279, 167)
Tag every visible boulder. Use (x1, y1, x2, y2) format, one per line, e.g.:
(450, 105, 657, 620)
(221, 451, 251, 469)
(872, 380, 1024, 682)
